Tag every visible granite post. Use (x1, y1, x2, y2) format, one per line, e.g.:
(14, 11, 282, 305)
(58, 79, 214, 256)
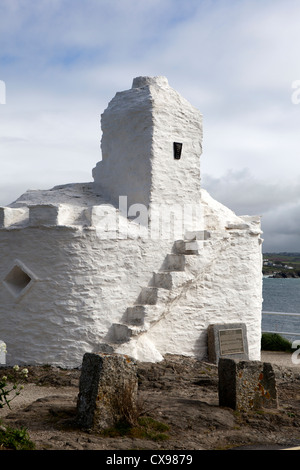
(77, 352, 138, 431)
(218, 358, 278, 411)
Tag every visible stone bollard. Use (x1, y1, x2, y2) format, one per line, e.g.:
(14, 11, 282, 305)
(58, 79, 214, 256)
(218, 358, 278, 411)
(77, 352, 138, 431)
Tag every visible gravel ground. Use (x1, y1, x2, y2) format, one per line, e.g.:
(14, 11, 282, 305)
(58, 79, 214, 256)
(261, 351, 300, 368)
(0, 353, 299, 452)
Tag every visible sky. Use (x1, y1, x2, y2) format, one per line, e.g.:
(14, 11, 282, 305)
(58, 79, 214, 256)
(1, 0, 300, 252)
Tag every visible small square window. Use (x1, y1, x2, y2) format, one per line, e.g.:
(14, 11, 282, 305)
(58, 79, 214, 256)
(3, 260, 37, 299)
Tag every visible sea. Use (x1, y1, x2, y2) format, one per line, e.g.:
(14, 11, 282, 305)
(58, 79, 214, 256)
(262, 277, 300, 342)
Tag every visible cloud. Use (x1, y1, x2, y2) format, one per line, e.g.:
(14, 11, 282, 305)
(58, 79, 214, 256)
(202, 169, 300, 252)
(202, 170, 300, 215)
(1, 0, 300, 252)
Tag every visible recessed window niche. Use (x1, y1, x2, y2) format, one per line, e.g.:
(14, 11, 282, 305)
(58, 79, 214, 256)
(3, 260, 37, 299)
(173, 142, 183, 160)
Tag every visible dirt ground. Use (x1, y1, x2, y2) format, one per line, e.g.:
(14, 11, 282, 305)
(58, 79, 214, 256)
(1, 353, 300, 451)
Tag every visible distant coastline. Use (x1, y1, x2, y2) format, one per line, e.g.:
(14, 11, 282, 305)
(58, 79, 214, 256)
(263, 252, 300, 278)
(266, 271, 300, 278)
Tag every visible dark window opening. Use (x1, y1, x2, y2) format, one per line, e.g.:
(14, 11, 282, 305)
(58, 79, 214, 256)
(4, 264, 32, 298)
(173, 142, 183, 160)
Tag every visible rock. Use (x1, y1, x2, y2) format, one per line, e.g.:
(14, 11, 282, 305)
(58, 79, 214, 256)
(218, 358, 278, 411)
(76, 353, 138, 431)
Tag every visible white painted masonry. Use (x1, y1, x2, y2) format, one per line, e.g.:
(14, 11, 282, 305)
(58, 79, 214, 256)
(0, 77, 263, 367)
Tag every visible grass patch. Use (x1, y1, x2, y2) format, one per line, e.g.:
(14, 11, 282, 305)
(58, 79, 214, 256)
(101, 416, 170, 442)
(261, 332, 294, 352)
(0, 422, 35, 450)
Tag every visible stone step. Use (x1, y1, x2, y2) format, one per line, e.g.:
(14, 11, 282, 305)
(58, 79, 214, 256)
(137, 287, 158, 305)
(125, 306, 146, 325)
(112, 323, 146, 342)
(162, 254, 185, 272)
(174, 239, 201, 254)
(125, 304, 162, 326)
(95, 342, 116, 353)
(112, 323, 131, 342)
(184, 230, 211, 241)
(152, 271, 188, 290)
(136, 286, 171, 306)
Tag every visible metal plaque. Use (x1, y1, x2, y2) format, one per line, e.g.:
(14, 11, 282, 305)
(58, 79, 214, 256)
(219, 328, 245, 356)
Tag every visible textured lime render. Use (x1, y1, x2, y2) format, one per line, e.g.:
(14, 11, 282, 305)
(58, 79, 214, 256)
(0, 77, 262, 367)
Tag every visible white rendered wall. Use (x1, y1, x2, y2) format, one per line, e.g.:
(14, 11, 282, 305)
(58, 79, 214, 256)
(0, 188, 262, 367)
(0, 76, 263, 367)
(93, 76, 202, 212)
(93, 78, 154, 209)
(144, 229, 262, 361)
(0, 222, 173, 367)
(150, 78, 202, 207)
(116, 189, 263, 362)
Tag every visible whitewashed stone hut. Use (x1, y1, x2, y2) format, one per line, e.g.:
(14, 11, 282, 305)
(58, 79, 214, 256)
(0, 76, 263, 367)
